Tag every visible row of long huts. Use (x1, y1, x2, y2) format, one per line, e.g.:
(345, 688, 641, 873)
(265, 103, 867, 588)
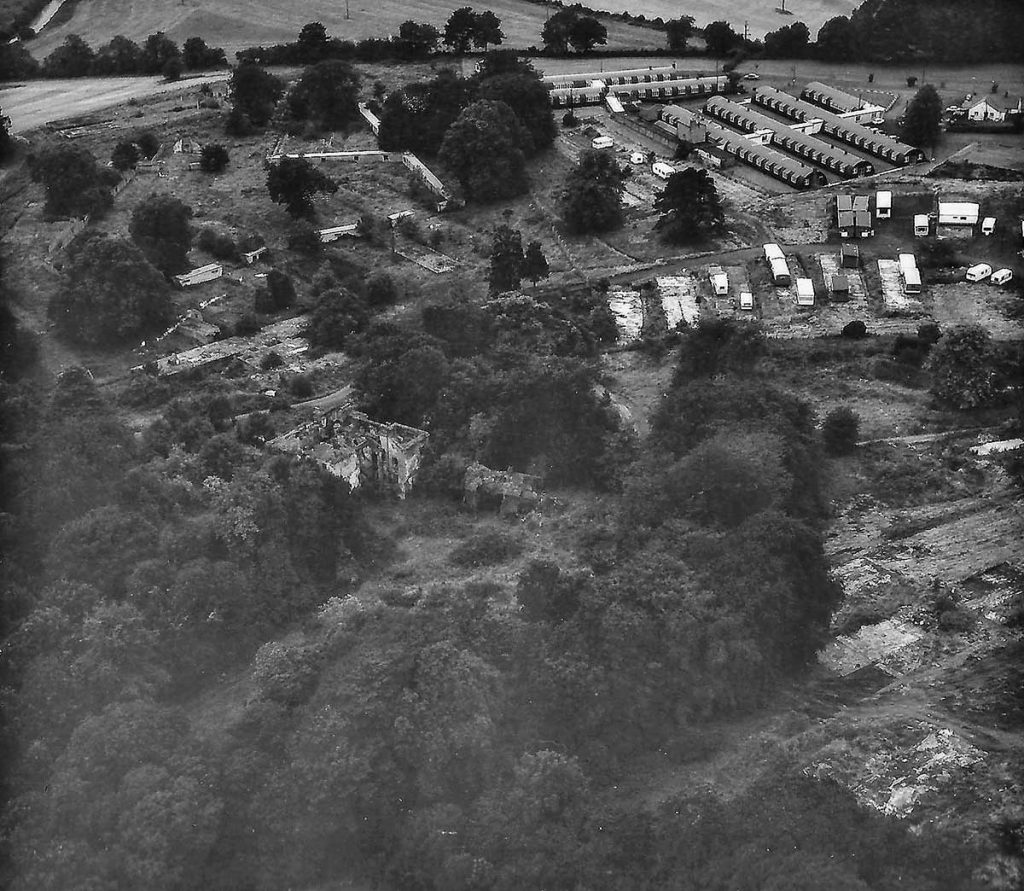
(545, 67, 732, 109)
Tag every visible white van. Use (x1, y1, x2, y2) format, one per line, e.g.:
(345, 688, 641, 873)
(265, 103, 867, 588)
(981, 217, 996, 236)
(966, 263, 992, 282)
(991, 268, 1013, 285)
(652, 161, 675, 179)
(876, 190, 892, 220)
(739, 291, 754, 310)
(914, 214, 930, 236)
(591, 136, 614, 150)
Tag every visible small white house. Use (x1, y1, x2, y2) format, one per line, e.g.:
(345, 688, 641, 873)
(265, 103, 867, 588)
(960, 94, 1023, 122)
(914, 214, 930, 236)
(174, 263, 223, 288)
(876, 190, 892, 219)
(795, 278, 815, 306)
(938, 202, 980, 226)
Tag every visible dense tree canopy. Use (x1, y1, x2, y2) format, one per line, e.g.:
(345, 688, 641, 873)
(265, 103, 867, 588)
(561, 149, 624, 234)
(266, 157, 338, 218)
(28, 143, 115, 218)
(477, 71, 555, 154)
(438, 100, 530, 202)
(286, 60, 362, 130)
(541, 9, 608, 53)
(901, 84, 942, 150)
(924, 324, 999, 409)
(666, 15, 695, 52)
(129, 193, 193, 276)
(654, 168, 725, 243)
(378, 69, 476, 155)
(47, 232, 171, 345)
(703, 20, 740, 56)
(229, 61, 284, 128)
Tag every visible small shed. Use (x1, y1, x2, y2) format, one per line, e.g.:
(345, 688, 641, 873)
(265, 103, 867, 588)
(841, 243, 860, 268)
(174, 263, 223, 288)
(830, 274, 850, 300)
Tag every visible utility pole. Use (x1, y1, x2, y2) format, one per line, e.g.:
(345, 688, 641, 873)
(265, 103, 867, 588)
(743, 20, 749, 42)
(345, 0, 350, 19)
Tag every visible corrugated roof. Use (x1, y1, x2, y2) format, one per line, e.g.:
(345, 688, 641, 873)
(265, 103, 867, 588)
(752, 86, 924, 164)
(801, 81, 867, 113)
(703, 118, 827, 186)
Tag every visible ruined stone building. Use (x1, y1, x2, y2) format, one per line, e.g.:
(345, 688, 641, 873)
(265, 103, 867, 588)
(463, 463, 541, 515)
(269, 400, 428, 498)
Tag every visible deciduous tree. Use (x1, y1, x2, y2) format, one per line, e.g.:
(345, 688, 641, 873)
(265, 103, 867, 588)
(822, 406, 860, 454)
(666, 16, 695, 52)
(266, 157, 338, 218)
(41, 33, 95, 77)
(48, 232, 171, 345)
(488, 222, 525, 295)
(561, 148, 624, 234)
(129, 193, 193, 276)
(523, 240, 549, 287)
(654, 168, 725, 243)
(924, 323, 998, 409)
(703, 20, 740, 56)
(478, 71, 555, 153)
(229, 61, 284, 128)
(901, 83, 942, 150)
(443, 7, 478, 53)
(199, 143, 229, 172)
(286, 59, 361, 130)
(28, 143, 114, 218)
(438, 99, 529, 202)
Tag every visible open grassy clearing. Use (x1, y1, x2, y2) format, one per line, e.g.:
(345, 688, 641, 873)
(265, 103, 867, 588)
(26, 0, 662, 59)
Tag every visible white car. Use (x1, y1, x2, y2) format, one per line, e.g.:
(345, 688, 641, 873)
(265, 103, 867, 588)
(743, 73, 760, 80)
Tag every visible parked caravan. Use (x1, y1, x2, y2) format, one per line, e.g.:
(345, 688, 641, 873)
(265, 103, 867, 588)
(876, 190, 892, 219)
(903, 267, 922, 294)
(652, 161, 675, 179)
(739, 291, 754, 310)
(795, 278, 815, 306)
(914, 214, 930, 236)
(897, 253, 918, 276)
(763, 243, 785, 261)
(966, 263, 992, 282)
(591, 136, 614, 150)
(991, 268, 1013, 285)
(982, 217, 996, 236)
(938, 202, 980, 226)
(769, 257, 791, 286)
(708, 265, 729, 295)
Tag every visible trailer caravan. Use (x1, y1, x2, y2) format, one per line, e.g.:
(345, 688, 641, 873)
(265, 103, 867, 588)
(795, 278, 815, 306)
(982, 217, 996, 236)
(739, 291, 754, 310)
(876, 190, 892, 219)
(769, 257, 791, 286)
(591, 136, 614, 150)
(708, 266, 729, 296)
(991, 268, 1013, 285)
(914, 214, 930, 236)
(966, 263, 992, 282)
(763, 243, 785, 261)
(652, 161, 676, 179)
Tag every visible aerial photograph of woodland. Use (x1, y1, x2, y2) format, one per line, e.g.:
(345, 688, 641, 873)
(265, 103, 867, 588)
(0, 0, 1022, 888)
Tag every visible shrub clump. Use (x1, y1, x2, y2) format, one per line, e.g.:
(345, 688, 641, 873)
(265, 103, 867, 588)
(448, 530, 523, 568)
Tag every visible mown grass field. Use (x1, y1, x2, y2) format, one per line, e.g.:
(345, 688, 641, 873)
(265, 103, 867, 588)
(26, 0, 664, 59)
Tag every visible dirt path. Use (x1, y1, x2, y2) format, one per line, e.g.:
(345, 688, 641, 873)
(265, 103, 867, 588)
(2, 72, 230, 134)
